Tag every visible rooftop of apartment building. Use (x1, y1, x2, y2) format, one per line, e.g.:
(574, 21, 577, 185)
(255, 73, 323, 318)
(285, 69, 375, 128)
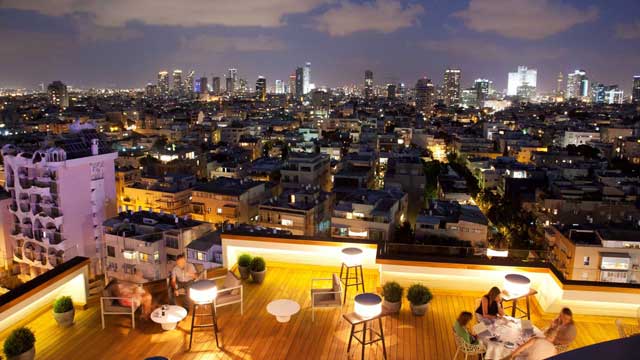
(334, 189, 404, 214)
(103, 210, 204, 237)
(285, 151, 327, 163)
(1, 128, 113, 160)
(185, 231, 221, 251)
(260, 186, 329, 211)
(129, 174, 196, 193)
(418, 200, 488, 226)
(194, 177, 264, 196)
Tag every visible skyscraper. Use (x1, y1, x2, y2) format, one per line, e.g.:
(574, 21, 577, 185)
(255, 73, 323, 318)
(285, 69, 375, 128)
(275, 79, 284, 94)
(198, 76, 208, 94)
(567, 70, 589, 100)
(556, 72, 565, 100)
(157, 71, 169, 95)
(474, 79, 492, 107)
(415, 78, 435, 114)
(295, 67, 304, 99)
(289, 74, 296, 97)
(303, 62, 311, 94)
(47, 80, 69, 108)
(443, 68, 461, 106)
(227, 68, 238, 93)
(185, 70, 195, 96)
(507, 66, 537, 97)
(364, 70, 374, 99)
(633, 76, 640, 104)
(172, 69, 183, 95)
(211, 76, 221, 95)
(387, 84, 396, 100)
(256, 76, 267, 101)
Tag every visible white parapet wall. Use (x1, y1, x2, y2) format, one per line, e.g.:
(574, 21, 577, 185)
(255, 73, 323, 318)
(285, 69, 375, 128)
(221, 234, 378, 270)
(378, 259, 640, 318)
(0, 258, 90, 333)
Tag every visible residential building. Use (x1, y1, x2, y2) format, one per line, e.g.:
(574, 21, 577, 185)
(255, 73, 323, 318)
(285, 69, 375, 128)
(120, 174, 195, 216)
(1, 129, 117, 277)
(191, 177, 269, 225)
(415, 78, 435, 114)
(47, 81, 69, 108)
(258, 186, 332, 236)
(416, 200, 489, 246)
(281, 152, 331, 192)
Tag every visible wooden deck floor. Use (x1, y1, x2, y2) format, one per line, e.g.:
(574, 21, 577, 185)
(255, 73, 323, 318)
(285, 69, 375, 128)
(1, 264, 635, 360)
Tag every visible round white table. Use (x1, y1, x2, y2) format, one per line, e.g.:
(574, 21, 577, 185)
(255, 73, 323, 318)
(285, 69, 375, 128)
(267, 299, 300, 323)
(151, 305, 187, 330)
(478, 317, 542, 359)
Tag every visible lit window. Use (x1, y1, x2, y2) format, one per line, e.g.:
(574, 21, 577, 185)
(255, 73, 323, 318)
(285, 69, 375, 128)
(281, 219, 293, 226)
(197, 252, 205, 261)
(217, 208, 222, 214)
(583, 256, 590, 266)
(123, 250, 136, 260)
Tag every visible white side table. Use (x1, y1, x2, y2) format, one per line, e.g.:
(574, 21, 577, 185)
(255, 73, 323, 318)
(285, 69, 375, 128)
(151, 305, 187, 330)
(267, 299, 300, 323)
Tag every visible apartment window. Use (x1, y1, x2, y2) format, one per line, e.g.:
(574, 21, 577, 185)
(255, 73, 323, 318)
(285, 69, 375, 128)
(197, 252, 205, 261)
(153, 251, 160, 262)
(123, 250, 136, 260)
(281, 219, 293, 226)
(583, 256, 590, 266)
(166, 237, 179, 249)
(123, 264, 136, 274)
(107, 245, 115, 257)
(217, 208, 223, 214)
(139, 252, 150, 262)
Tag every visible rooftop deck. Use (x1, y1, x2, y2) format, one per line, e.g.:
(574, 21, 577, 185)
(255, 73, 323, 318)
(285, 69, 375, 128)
(1, 264, 635, 360)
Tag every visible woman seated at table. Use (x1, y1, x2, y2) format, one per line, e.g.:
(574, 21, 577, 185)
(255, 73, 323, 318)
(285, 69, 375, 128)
(454, 311, 478, 344)
(475, 286, 504, 321)
(110, 279, 154, 320)
(510, 328, 558, 360)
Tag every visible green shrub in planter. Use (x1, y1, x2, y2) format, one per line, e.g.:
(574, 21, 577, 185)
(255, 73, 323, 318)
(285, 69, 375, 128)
(382, 281, 404, 303)
(53, 296, 73, 313)
(407, 284, 432, 316)
(237, 254, 252, 267)
(250, 257, 266, 272)
(250, 257, 266, 283)
(4, 327, 35, 359)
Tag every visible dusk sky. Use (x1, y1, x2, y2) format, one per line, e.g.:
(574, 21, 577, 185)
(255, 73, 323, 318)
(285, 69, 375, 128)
(1, 0, 639, 92)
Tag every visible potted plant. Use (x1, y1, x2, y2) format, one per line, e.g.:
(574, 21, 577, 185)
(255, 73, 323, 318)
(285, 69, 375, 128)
(381, 281, 404, 313)
(250, 256, 266, 283)
(3, 327, 35, 360)
(53, 296, 74, 327)
(407, 284, 432, 316)
(237, 254, 252, 280)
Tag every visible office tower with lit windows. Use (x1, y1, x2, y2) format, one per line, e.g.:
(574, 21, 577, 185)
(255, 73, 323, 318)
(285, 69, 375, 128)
(415, 78, 435, 114)
(556, 72, 565, 100)
(289, 74, 296, 96)
(256, 76, 267, 101)
(443, 68, 461, 106)
(47, 81, 69, 108)
(172, 69, 183, 95)
(397, 83, 406, 98)
(295, 67, 304, 99)
(227, 68, 238, 93)
(364, 70, 374, 99)
(303, 62, 311, 94)
(211, 76, 220, 95)
(594, 84, 624, 104)
(275, 80, 284, 94)
(474, 79, 491, 107)
(507, 66, 537, 96)
(567, 69, 589, 100)
(387, 84, 396, 100)
(633, 75, 640, 104)
(185, 70, 195, 96)
(157, 71, 169, 95)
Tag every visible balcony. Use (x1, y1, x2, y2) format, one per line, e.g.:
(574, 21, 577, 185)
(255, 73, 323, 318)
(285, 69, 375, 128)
(9, 202, 17, 212)
(18, 178, 32, 189)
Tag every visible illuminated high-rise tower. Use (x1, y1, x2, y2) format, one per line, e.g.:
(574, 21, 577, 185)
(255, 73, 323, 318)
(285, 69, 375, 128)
(443, 68, 461, 106)
(295, 67, 304, 99)
(275, 80, 284, 94)
(303, 62, 311, 94)
(556, 72, 565, 100)
(567, 70, 589, 100)
(47, 81, 69, 108)
(364, 70, 374, 99)
(256, 76, 267, 101)
(172, 69, 183, 95)
(415, 77, 435, 114)
(157, 71, 169, 95)
(633, 75, 640, 104)
(507, 66, 537, 97)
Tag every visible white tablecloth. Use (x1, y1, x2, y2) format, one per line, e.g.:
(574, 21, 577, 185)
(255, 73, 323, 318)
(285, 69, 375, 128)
(477, 317, 541, 360)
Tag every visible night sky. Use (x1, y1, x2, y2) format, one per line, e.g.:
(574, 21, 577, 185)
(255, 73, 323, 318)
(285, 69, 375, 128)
(0, 0, 639, 92)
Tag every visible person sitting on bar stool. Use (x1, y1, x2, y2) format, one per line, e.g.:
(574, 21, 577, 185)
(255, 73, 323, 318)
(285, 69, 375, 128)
(169, 254, 197, 307)
(475, 286, 504, 322)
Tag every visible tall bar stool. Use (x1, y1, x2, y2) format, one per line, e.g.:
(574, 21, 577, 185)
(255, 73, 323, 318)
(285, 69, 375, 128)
(344, 293, 387, 360)
(188, 280, 220, 350)
(339, 247, 365, 304)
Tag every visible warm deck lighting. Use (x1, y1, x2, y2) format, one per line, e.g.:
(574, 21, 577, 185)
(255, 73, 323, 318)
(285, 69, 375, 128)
(504, 274, 530, 297)
(189, 280, 217, 304)
(342, 247, 363, 267)
(354, 293, 382, 319)
(486, 248, 509, 258)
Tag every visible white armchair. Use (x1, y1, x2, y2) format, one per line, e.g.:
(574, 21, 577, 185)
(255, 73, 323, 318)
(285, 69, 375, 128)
(211, 271, 243, 315)
(453, 328, 486, 360)
(100, 282, 140, 329)
(310, 274, 342, 321)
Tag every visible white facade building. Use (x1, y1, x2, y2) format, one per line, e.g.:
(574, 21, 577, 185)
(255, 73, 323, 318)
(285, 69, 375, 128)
(507, 66, 537, 96)
(1, 130, 117, 277)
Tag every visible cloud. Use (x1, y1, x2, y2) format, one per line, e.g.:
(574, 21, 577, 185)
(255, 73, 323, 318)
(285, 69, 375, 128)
(615, 21, 640, 40)
(0, 0, 327, 28)
(180, 35, 287, 53)
(453, 0, 598, 40)
(421, 38, 568, 62)
(70, 15, 143, 42)
(313, 0, 424, 37)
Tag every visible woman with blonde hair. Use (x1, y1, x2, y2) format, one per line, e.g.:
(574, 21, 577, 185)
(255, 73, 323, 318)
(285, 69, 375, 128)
(510, 327, 558, 360)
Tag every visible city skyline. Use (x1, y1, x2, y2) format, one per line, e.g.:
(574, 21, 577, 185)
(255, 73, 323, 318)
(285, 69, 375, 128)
(0, 0, 639, 91)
